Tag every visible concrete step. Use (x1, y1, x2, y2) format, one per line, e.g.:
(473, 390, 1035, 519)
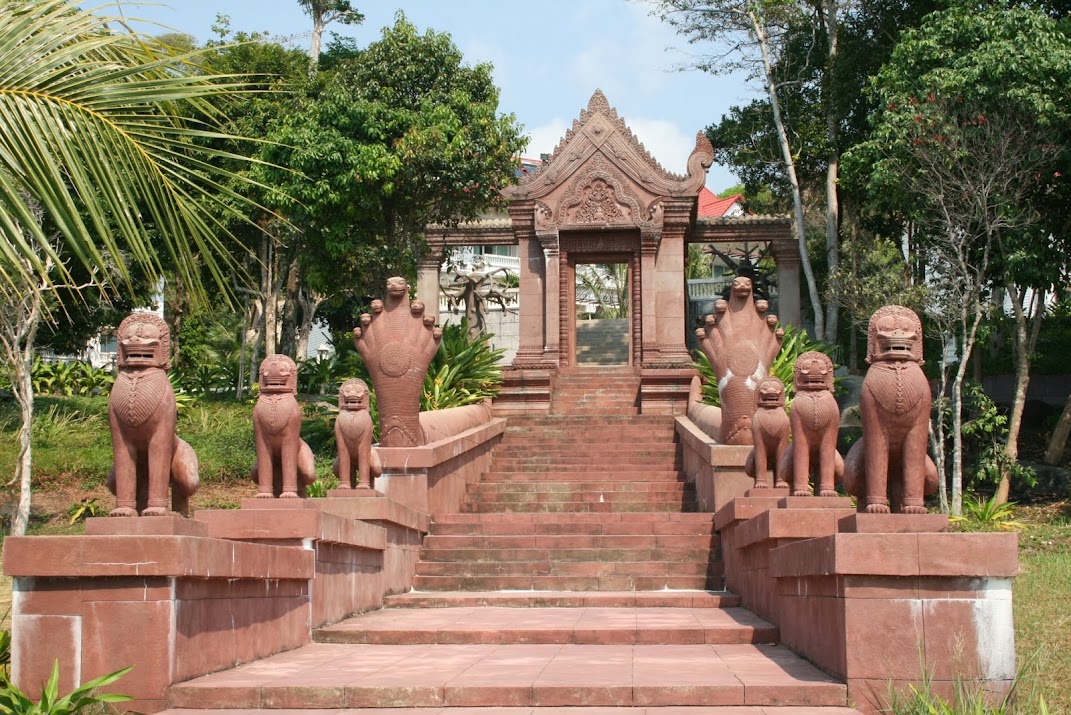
(491, 455, 682, 466)
(313, 606, 777, 645)
(167, 642, 848, 709)
(410, 574, 718, 591)
(383, 589, 739, 609)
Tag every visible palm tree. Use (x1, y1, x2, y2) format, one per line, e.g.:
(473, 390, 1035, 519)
(0, 0, 278, 534)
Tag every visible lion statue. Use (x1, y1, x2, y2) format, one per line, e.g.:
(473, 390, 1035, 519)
(744, 377, 790, 489)
(251, 355, 316, 498)
(842, 306, 938, 513)
(333, 378, 378, 489)
(107, 313, 199, 517)
(779, 352, 843, 497)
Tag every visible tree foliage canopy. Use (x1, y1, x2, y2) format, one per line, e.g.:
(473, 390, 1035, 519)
(264, 13, 526, 304)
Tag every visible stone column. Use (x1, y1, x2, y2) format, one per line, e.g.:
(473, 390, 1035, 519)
(771, 239, 802, 328)
(539, 233, 560, 363)
(416, 249, 443, 324)
(510, 202, 547, 367)
(639, 233, 659, 364)
(652, 199, 693, 366)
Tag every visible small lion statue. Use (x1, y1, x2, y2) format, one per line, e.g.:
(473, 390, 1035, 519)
(333, 378, 376, 489)
(744, 377, 790, 489)
(251, 355, 316, 498)
(842, 306, 938, 513)
(779, 351, 843, 497)
(107, 313, 199, 517)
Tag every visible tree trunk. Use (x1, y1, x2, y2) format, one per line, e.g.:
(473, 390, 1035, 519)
(295, 288, 323, 360)
(279, 257, 301, 359)
(260, 236, 280, 357)
(1045, 392, 1071, 465)
(822, 0, 841, 343)
(309, 15, 325, 70)
(995, 285, 1044, 504)
(751, 11, 825, 340)
(5, 288, 44, 536)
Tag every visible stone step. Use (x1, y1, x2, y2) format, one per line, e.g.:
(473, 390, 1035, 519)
(410, 574, 718, 591)
(460, 502, 691, 514)
(423, 533, 717, 550)
(312, 606, 777, 645)
(505, 415, 673, 425)
(419, 547, 713, 563)
(464, 492, 691, 506)
(501, 430, 677, 442)
(492, 444, 678, 455)
(477, 471, 686, 482)
(383, 589, 739, 609)
(468, 481, 689, 494)
(161, 707, 861, 715)
(428, 513, 715, 536)
(167, 643, 847, 709)
(415, 559, 716, 578)
(488, 462, 682, 473)
(492, 455, 681, 465)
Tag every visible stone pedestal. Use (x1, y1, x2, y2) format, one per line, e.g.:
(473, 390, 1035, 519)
(716, 493, 1019, 714)
(4, 520, 313, 713)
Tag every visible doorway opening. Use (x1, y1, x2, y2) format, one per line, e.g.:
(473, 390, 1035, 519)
(573, 262, 630, 365)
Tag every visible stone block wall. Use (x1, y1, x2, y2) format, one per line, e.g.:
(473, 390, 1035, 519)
(4, 417, 505, 714)
(715, 494, 1019, 714)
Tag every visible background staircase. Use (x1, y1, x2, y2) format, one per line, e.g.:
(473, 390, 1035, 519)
(162, 368, 857, 714)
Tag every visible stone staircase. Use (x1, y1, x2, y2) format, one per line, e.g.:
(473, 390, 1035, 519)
(575, 317, 631, 365)
(161, 368, 858, 714)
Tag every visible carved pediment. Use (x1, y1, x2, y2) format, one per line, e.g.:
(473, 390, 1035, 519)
(504, 90, 712, 206)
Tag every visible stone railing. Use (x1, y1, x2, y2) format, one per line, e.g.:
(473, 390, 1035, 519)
(4, 416, 505, 713)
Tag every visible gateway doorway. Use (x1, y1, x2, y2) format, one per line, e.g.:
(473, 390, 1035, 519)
(573, 261, 631, 365)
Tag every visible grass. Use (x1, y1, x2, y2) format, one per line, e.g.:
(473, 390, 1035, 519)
(1013, 506, 1071, 713)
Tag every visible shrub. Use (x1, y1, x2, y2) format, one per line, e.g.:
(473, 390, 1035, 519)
(0, 661, 131, 715)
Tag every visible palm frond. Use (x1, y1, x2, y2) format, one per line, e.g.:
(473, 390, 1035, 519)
(0, 0, 281, 303)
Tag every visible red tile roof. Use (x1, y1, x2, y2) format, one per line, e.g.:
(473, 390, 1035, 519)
(697, 187, 744, 218)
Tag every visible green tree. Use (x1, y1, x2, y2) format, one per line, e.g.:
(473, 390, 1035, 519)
(266, 13, 527, 337)
(0, 0, 279, 534)
(859, 4, 1071, 511)
(298, 0, 363, 68)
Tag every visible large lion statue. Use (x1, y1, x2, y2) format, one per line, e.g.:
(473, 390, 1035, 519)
(842, 306, 938, 513)
(251, 355, 316, 498)
(779, 351, 843, 497)
(107, 313, 199, 517)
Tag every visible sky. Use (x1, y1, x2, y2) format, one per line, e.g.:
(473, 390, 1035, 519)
(114, 0, 753, 191)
